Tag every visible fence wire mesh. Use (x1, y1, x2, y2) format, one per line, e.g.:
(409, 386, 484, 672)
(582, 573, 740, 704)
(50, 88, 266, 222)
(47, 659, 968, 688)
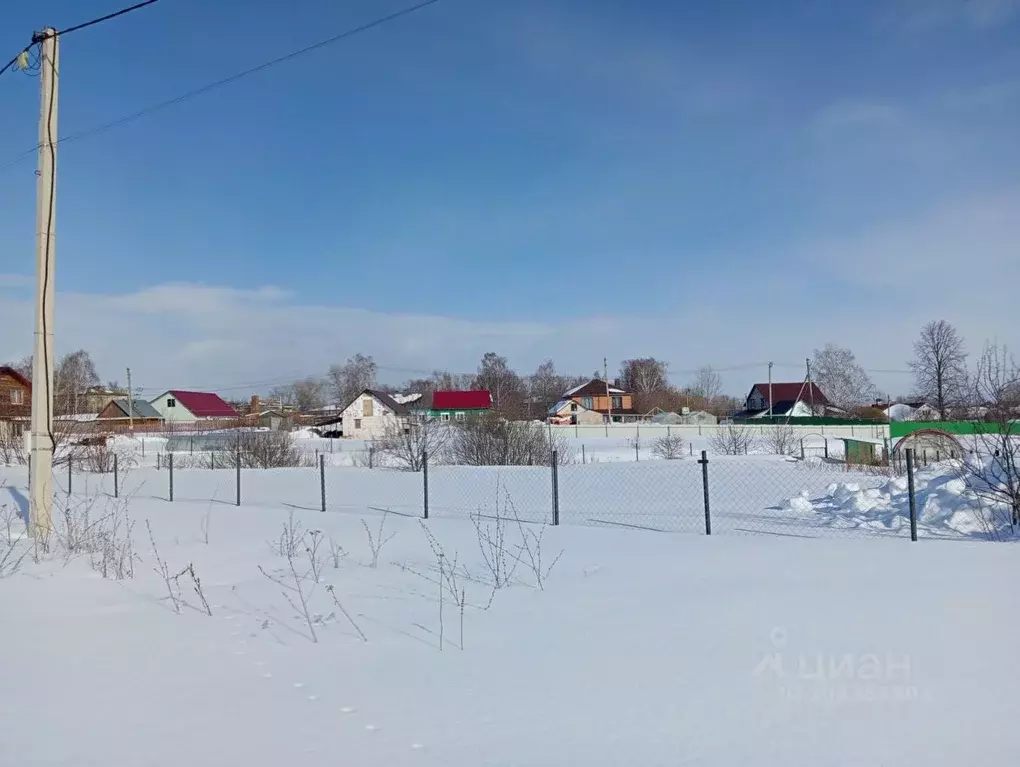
(18, 435, 1009, 543)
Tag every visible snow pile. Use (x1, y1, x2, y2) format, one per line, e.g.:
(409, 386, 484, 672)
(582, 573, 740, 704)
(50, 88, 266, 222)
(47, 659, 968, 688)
(779, 466, 1012, 539)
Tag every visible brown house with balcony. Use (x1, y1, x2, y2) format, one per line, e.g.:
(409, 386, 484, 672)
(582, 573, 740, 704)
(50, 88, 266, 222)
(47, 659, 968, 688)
(551, 379, 637, 423)
(0, 366, 32, 436)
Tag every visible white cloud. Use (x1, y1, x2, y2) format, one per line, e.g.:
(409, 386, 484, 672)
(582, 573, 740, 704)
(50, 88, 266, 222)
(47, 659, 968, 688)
(0, 190, 1015, 400)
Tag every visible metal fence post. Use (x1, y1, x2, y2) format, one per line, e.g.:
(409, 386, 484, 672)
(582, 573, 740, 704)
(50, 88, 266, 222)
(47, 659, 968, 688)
(68, 458, 72, 495)
(581, 444, 586, 464)
(551, 449, 560, 525)
(319, 453, 326, 513)
(157, 452, 161, 471)
(699, 450, 711, 535)
(634, 440, 640, 461)
(210, 451, 215, 470)
(422, 449, 429, 520)
(369, 447, 374, 470)
(906, 448, 918, 542)
(169, 453, 174, 502)
(824, 439, 829, 460)
(235, 450, 241, 507)
(800, 438, 805, 460)
(114, 453, 119, 498)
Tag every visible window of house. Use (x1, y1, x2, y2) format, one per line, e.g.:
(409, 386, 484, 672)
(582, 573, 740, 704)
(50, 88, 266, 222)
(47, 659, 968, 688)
(167, 398, 176, 408)
(354, 418, 362, 430)
(582, 396, 594, 410)
(611, 396, 623, 410)
(10, 389, 24, 406)
(455, 411, 465, 421)
(363, 399, 374, 417)
(570, 402, 577, 412)
(441, 413, 451, 422)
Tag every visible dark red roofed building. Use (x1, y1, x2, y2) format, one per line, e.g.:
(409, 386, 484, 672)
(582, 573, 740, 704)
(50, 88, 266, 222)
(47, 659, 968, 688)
(743, 382, 831, 417)
(149, 389, 240, 423)
(428, 390, 492, 421)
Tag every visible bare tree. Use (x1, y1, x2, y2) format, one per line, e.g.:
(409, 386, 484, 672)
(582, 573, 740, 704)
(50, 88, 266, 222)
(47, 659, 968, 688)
(269, 377, 326, 411)
(691, 366, 722, 402)
(909, 320, 968, 419)
(620, 358, 669, 395)
(54, 349, 101, 415)
(328, 354, 377, 407)
(472, 352, 526, 417)
(811, 343, 877, 411)
(376, 416, 451, 472)
(957, 342, 1020, 532)
(762, 423, 798, 456)
(4, 355, 33, 381)
(708, 425, 758, 455)
(450, 413, 570, 466)
(651, 433, 685, 460)
(525, 359, 573, 418)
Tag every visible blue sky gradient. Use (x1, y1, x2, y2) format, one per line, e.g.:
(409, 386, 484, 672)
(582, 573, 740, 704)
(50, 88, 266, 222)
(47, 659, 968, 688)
(0, 0, 1018, 394)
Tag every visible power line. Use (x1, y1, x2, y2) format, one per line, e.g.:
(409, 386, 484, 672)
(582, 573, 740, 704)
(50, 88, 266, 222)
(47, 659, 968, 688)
(0, 0, 445, 175)
(55, 0, 160, 38)
(1, 1, 160, 78)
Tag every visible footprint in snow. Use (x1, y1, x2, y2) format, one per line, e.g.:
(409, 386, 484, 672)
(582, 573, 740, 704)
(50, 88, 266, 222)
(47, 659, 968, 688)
(340, 706, 356, 714)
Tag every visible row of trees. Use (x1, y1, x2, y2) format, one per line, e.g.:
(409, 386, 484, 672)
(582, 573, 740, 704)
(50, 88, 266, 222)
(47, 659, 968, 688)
(266, 352, 741, 418)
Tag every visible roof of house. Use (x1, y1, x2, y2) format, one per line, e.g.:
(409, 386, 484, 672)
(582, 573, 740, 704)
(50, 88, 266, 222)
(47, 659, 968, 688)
(163, 390, 240, 418)
(749, 382, 830, 407)
(0, 366, 31, 389)
(102, 398, 163, 420)
(548, 399, 598, 415)
(366, 389, 410, 416)
(432, 390, 492, 410)
(564, 379, 630, 399)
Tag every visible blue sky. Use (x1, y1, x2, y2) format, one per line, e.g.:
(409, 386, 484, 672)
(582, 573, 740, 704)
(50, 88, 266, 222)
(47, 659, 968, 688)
(0, 0, 1018, 396)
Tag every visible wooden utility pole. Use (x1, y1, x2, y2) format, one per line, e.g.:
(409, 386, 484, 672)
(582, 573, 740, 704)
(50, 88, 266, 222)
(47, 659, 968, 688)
(29, 27, 59, 539)
(768, 361, 773, 418)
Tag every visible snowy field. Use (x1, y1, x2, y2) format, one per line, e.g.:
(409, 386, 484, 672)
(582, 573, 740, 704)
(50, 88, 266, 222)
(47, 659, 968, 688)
(0, 467, 1017, 766)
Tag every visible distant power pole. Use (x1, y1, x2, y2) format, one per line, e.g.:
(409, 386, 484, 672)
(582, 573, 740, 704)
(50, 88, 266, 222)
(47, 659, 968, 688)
(768, 361, 774, 418)
(126, 367, 134, 432)
(806, 358, 815, 415)
(603, 357, 612, 424)
(29, 27, 59, 539)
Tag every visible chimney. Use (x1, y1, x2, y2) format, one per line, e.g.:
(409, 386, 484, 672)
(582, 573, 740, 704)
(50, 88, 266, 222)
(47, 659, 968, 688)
(250, 395, 260, 415)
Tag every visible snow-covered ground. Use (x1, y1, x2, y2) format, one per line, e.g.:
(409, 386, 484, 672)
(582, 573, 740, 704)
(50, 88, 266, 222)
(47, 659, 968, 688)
(0, 466, 1016, 766)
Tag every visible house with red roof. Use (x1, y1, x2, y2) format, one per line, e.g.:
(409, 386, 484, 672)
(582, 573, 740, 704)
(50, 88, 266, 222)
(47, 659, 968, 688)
(742, 382, 832, 418)
(148, 390, 240, 425)
(424, 390, 492, 422)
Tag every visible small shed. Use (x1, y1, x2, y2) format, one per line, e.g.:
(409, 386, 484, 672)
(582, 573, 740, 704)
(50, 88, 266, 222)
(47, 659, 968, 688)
(841, 437, 879, 465)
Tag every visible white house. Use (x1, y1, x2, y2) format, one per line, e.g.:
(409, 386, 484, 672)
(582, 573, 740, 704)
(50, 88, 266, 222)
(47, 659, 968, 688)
(334, 389, 410, 440)
(148, 390, 240, 425)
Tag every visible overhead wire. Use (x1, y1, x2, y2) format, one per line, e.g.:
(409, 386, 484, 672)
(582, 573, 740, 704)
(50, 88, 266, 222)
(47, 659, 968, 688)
(0, 0, 445, 175)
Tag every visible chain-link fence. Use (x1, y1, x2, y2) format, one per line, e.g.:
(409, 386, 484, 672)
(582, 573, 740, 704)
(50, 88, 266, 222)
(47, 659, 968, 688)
(27, 443, 1011, 544)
